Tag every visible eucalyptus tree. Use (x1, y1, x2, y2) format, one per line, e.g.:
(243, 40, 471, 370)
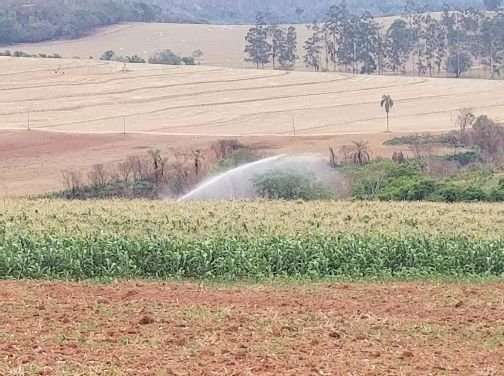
(279, 26, 298, 69)
(244, 13, 272, 68)
(384, 19, 413, 73)
(303, 23, 323, 71)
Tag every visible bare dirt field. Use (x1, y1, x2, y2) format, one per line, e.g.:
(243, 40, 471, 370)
(1, 281, 503, 375)
(0, 56, 501, 195)
(0, 129, 398, 196)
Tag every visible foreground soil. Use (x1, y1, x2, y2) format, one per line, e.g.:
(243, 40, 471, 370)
(1, 282, 503, 375)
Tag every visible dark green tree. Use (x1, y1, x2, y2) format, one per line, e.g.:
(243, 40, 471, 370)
(384, 19, 413, 73)
(446, 51, 473, 77)
(353, 12, 380, 74)
(480, 13, 504, 77)
(303, 23, 323, 71)
(279, 26, 298, 69)
(323, 1, 350, 70)
(269, 25, 286, 69)
(244, 13, 272, 69)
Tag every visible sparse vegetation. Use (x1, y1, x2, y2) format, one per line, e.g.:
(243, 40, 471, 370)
(100, 50, 146, 63)
(52, 149, 197, 199)
(99, 49, 199, 65)
(148, 49, 196, 65)
(0, 50, 61, 59)
(50, 140, 259, 200)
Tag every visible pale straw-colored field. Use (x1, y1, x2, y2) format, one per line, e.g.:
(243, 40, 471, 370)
(1, 56, 503, 137)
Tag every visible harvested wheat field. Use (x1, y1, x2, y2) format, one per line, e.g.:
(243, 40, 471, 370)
(1, 56, 504, 136)
(1, 281, 503, 376)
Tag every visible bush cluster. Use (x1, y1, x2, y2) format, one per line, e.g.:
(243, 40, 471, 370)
(0, 50, 61, 59)
(253, 170, 334, 200)
(351, 160, 504, 202)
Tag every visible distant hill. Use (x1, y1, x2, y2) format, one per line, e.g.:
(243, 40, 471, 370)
(157, 0, 484, 23)
(0, 0, 487, 45)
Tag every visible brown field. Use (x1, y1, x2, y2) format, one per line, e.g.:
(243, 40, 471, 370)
(4, 22, 347, 70)
(2, 56, 503, 136)
(1, 281, 503, 375)
(10, 18, 492, 78)
(0, 56, 502, 195)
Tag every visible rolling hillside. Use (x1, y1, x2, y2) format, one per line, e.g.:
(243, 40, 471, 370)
(1, 57, 503, 136)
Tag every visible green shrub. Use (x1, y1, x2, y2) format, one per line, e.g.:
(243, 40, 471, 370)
(445, 151, 481, 166)
(384, 132, 458, 146)
(488, 187, 504, 202)
(351, 160, 426, 200)
(149, 49, 182, 65)
(253, 170, 333, 200)
(181, 56, 195, 65)
(378, 177, 437, 201)
(430, 184, 488, 202)
(460, 185, 488, 201)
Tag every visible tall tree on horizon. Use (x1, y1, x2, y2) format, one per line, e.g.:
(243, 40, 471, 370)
(279, 26, 298, 69)
(244, 13, 272, 68)
(384, 19, 413, 73)
(353, 12, 381, 74)
(303, 23, 323, 71)
(268, 24, 285, 69)
(323, 0, 350, 71)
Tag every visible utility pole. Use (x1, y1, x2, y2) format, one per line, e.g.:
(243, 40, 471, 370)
(353, 41, 357, 74)
(27, 105, 31, 131)
(456, 9, 461, 78)
(123, 117, 126, 136)
(291, 114, 296, 136)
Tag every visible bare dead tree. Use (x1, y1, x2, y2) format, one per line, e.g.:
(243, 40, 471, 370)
(339, 145, 353, 163)
(350, 141, 371, 165)
(392, 151, 406, 163)
(456, 108, 475, 144)
(211, 139, 242, 160)
(329, 147, 337, 168)
(118, 159, 134, 183)
(87, 164, 108, 188)
(61, 170, 83, 196)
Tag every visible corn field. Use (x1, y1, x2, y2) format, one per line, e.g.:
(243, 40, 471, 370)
(1, 199, 504, 280)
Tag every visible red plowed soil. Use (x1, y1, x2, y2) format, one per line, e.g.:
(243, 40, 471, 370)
(0, 130, 404, 196)
(1, 282, 503, 375)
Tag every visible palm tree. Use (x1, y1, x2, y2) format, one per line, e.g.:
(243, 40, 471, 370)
(351, 141, 370, 165)
(380, 95, 394, 132)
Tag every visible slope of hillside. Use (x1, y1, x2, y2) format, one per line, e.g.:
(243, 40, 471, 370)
(1, 57, 503, 137)
(0, 19, 414, 70)
(4, 56, 503, 195)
